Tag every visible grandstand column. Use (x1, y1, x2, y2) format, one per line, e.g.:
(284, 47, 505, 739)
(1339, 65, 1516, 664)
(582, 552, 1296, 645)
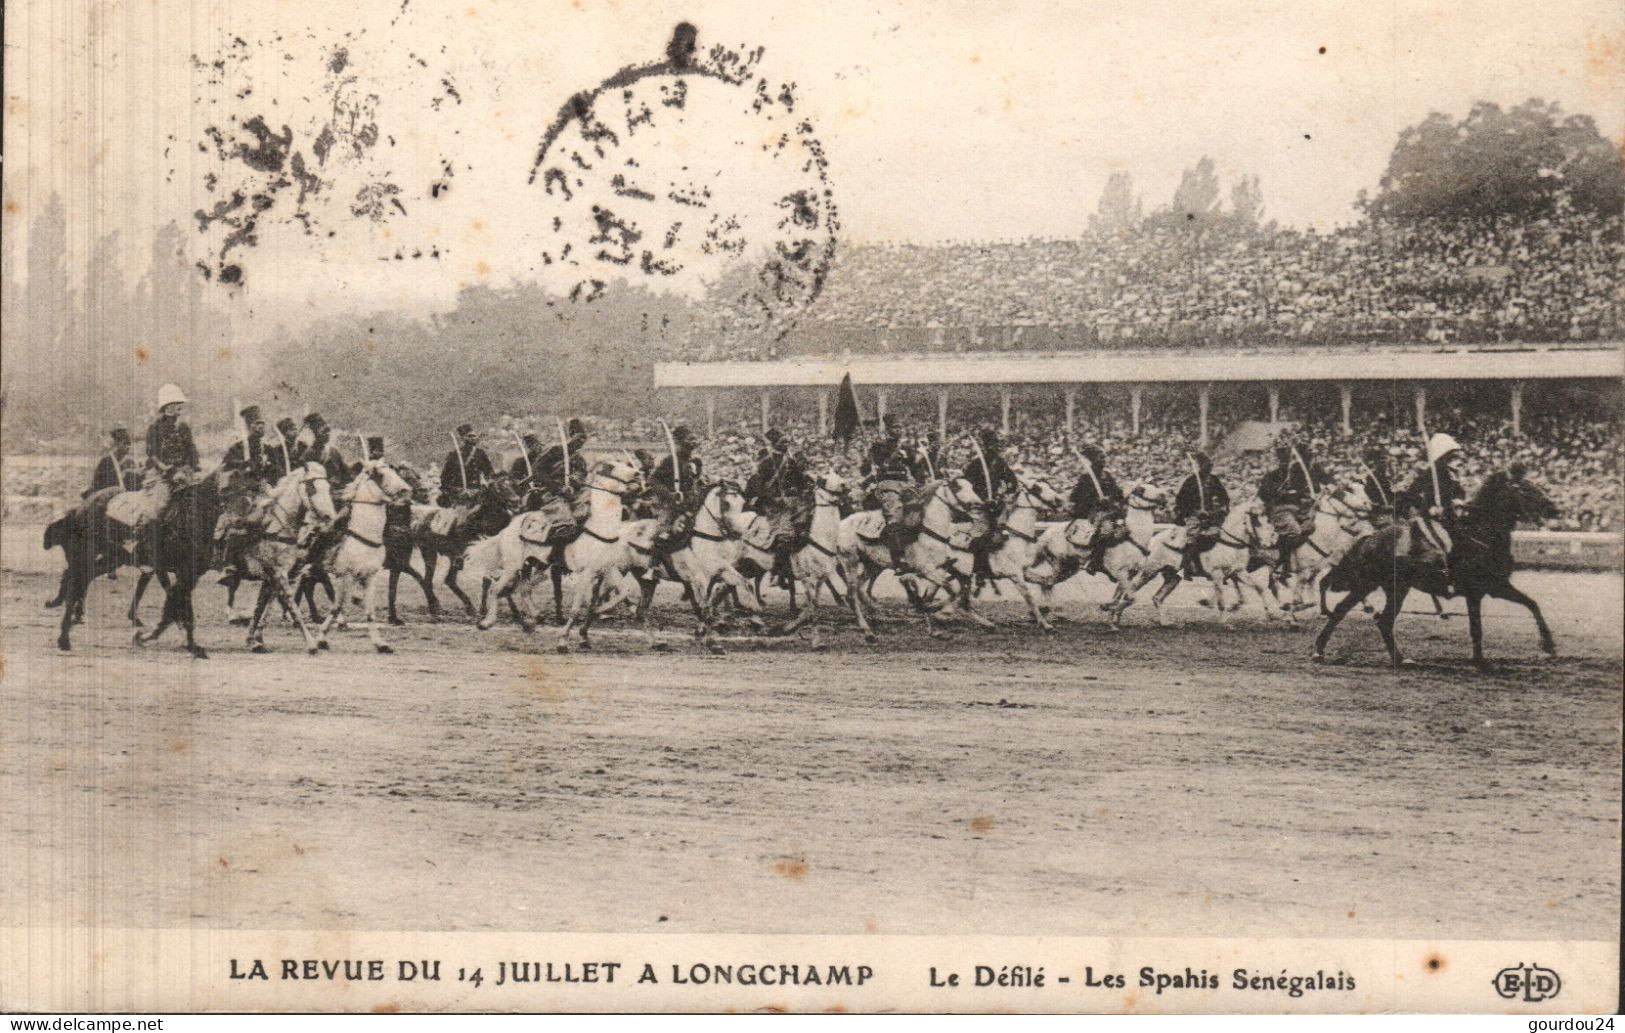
(1000, 389, 1011, 435)
(1267, 385, 1280, 424)
(817, 393, 828, 436)
(705, 396, 716, 437)
(1511, 380, 1524, 435)
(1130, 386, 1142, 436)
(1413, 385, 1427, 433)
(760, 390, 771, 432)
(1339, 384, 1353, 437)
(1065, 389, 1076, 433)
(1198, 384, 1211, 448)
(937, 390, 949, 439)
(877, 390, 888, 421)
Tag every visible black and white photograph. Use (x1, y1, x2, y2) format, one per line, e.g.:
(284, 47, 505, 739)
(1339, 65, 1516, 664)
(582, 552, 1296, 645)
(1, 0, 1620, 1014)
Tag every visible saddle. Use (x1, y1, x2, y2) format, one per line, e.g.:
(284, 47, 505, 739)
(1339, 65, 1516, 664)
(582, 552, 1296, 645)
(104, 488, 153, 529)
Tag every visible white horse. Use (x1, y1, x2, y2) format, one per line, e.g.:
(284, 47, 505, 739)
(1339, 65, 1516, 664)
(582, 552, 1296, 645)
(837, 478, 986, 639)
(1278, 482, 1376, 612)
(1130, 499, 1286, 625)
(968, 476, 1069, 630)
(313, 460, 414, 652)
(734, 473, 857, 643)
(242, 462, 338, 654)
(1088, 482, 1171, 628)
(556, 460, 669, 652)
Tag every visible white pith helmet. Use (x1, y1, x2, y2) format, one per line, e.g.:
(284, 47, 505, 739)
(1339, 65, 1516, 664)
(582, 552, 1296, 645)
(1426, 432, 1461, 465)
(156, 383, 187, 409)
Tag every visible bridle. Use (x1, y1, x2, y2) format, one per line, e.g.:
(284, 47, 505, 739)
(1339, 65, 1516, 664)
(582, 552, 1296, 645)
(1318, 487, 1373, 537)
(1217, 507, 1268, 551)
(689, 486, 740, 544)
(263, 469, 331, 543)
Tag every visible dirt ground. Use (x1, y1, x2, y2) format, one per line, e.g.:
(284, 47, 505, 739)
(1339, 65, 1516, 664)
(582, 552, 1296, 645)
(1, 566, 1618, 940)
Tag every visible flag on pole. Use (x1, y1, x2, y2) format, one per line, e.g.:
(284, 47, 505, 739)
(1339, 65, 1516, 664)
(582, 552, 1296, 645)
(832, 372, 862, 443)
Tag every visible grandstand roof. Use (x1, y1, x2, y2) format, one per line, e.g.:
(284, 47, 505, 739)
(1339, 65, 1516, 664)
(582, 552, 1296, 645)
(656, 343, 1623, 389)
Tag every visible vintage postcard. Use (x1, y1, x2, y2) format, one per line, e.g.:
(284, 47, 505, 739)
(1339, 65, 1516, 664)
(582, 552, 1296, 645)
(1, 0, 1620, 1015)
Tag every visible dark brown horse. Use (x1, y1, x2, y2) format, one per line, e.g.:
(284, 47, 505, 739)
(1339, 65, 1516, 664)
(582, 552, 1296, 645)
(1314, 465, 1559, 667)
(52, 471, 226, 657)
(384, 476, 519, 620)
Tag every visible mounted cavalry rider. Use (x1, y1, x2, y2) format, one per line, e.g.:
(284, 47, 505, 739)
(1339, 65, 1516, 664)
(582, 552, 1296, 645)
(1395, 432, 1468, 589)
(263, 417, 297, 482)
(512, 420, 594, 548)
(1172, 450, 1230, 579)
(87, 428, 141, 497)
(1257, 440, 1328, 575)
(533, 419, 591, 498)
(509, 432, 546, 491)
(214, 405, 280, 576)
(294, 413, 351, 489)
(134, 382, 201, 524)
(746, 428, 815, 585)
(649, 424, 705, 562)
(861, 414, 924, 570)
(439, 422, 495, 503)
(961, 427, 1019, 578)
(1359, 446, 1398, 528)
(1069, 442, 1125, 574)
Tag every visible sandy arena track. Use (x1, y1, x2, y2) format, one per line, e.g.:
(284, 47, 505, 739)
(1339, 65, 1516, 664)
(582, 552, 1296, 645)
(1, 567, 1619, 939)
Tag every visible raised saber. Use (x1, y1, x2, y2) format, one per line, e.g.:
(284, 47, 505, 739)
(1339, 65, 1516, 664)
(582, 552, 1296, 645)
(969, 433, 993, 502)
(659, 419, 681, 496)
(514, 428, 533, 483)
(556, 419, 573, 491)
(450, 429, 468, 489)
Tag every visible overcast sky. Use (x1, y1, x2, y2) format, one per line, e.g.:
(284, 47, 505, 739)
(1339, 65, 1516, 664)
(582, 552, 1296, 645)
(4, 0, 1621, 325)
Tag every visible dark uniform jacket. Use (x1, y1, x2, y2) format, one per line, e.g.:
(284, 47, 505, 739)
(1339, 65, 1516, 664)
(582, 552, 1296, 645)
(1258, 459, 1327, 510)
(1173, 472, 1229, 525)
(88, 454, 141, 496)
(1361, 468, 1394, 512)
(863, 436, 919, 483)
(1069, 467, 1124, 518)
(1397, 464, 1466, 526)
(746, 451, 812, 508)
(529, 444, 588, 495)
(222, 437, 275, 485)
(294, 439, 350, 488)
(650, 450, 702, 498)
(262, 438, 295, 482)
(959, 453, 1018, 505)
(439, 444, 495, 496)
(145, 418, 200, 472)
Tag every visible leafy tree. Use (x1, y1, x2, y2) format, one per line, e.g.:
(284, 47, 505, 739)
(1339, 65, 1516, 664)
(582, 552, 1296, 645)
(1170, 156, 1222, 222)
(1229, 174, 1265, 227)
(1368, 99, 1625, 219)
(1089, 171, 1142, 232)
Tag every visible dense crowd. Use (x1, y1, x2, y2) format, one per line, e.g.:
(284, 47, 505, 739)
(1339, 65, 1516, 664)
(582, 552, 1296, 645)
(682, 206, 1624, 359)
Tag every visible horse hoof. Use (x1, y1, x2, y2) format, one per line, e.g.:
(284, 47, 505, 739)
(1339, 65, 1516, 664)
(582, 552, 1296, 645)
(578, 640, 593, 651)
(45, 598, 61, 609)
(58, 637, 73, 652)
(555, 644, 570, 655)
(1311, 651, 1326, 663)
(130, 617, 145, 628)
(863, 632, 879, 645)
(190, 648, 209, 660)
(317, 640, 331, 651)
(228, 616, 249, 627)
(651, 641, 671, 652)
(131, 632, 146, 647)
(707, 645, 727, 656)
(388, 617, 406, 627)
(251, 644, 270, 654)
(307, 646, 320, 656)
(375, 644, 394, 655)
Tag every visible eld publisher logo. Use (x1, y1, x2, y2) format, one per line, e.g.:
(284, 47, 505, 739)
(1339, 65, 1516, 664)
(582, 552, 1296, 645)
(1492, 963, 1562, 1003)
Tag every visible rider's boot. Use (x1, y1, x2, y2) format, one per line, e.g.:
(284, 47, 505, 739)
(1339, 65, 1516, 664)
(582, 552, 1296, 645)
(886, 526, 912, 574)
